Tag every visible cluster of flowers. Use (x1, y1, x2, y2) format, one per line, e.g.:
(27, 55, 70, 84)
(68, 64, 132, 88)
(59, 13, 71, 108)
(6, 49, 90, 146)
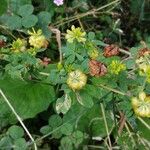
(65, 25, 150, 118)
(11, 28, 48, 55)
(65, 25, 126, 90)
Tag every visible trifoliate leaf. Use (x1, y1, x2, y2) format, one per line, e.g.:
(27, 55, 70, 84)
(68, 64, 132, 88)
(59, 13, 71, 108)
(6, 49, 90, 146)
(8, 125, 24, 139)
(21, 15, 38, 28)
(18, 4, 34, 17)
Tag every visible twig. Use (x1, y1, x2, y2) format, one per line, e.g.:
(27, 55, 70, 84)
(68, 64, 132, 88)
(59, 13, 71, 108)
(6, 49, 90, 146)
(0, 89, 37, 150)
(118, 112, 126, 135)
(49, 26, 63, 63)
(53, 0, 120, 27)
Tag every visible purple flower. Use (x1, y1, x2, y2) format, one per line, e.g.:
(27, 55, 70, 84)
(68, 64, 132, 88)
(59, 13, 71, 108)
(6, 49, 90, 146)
(54, 0, 64, 6)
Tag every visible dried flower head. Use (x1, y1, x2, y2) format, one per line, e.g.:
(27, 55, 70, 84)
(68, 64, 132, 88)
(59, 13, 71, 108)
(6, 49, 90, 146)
(89, 60, 107, 77)
(138, 48, 150, 57)
(103, 44, 120, 57)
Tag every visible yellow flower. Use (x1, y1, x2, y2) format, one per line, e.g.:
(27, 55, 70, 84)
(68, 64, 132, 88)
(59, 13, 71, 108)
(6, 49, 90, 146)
(11, 38, 26, 53)
(131, 92, 150, 118)
(136, 57, 150, 82)
(28, 28, 48, 49)
(65, 25, 86, 43)
(109, 60, 126, 75)
(88, 49, 99, 59)
(27, 47, 38, 56)
(67, 70, 87, 90)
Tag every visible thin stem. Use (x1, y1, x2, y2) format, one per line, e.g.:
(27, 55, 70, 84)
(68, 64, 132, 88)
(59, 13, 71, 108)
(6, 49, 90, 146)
(28, 114, 80, 146)
(125, 123, 136, 147)
(138, 117, 150, 130)
(100, 103, 112, 150)
(98, 84, 128, 96)
(39, 72, 49, 76)
(0, 89, 37, 150)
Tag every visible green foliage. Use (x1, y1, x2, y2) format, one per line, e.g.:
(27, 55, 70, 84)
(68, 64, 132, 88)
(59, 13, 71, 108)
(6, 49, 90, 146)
(0, 0, 150, 149)
(18, 4, 34, 17)
(0, 125, 27, 150)
(0, 0, 7, 15)
(0, 76, 55, 122)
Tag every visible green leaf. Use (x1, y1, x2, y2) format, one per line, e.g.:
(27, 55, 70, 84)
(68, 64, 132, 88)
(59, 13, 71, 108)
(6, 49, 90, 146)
(52, 130, 62, 139)
(75, 53, 84, 61)
(137, 118, 150, 140)
(60, 136, 73, 150)
(37, 11, 52, 38)
(38, 11, 51, 25)
(88, 32, 95, 40)
(0, 76, 55, 120)
(71, 130, 84, 147)
(0, 97, 16, 128)
(76, 91, 94, 108)
(40, 125, 52, 135)
(66, 54, 75, 64)
(77, 104, 113, 137)
(56, 94, 72, 114)
(21, 15, 38, 28)
(17, 4, 34, 17)
(48, 115, 62, 128)
(8, 125, 24, 139)
(0, 136, 12, 148)
(8, 0, 31, 13)
(83, 84, 102, 98)
(6, 15, 22, 30)
(14, 138, 27, 150)
(60, 123, 73, 135)
(0, 0, 7, 16)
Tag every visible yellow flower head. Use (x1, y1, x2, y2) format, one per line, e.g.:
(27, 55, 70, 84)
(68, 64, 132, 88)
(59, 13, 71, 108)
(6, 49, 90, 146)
(131, 92, 150, 118)
(28, 28, 48, 49)
(11, 38, 26, 53)
(65, 25, 86, 43)
(88, 49, 99, 59)
(67, 70, 87, 90)
(109, 60, 126, 75)
(136, 57, 150, 83)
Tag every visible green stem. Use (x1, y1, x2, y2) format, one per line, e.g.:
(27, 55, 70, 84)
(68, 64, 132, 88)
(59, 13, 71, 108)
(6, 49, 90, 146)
(100, 103, 112, 150)
(138, 117, 150, 130)
(98, 84, 128, 96)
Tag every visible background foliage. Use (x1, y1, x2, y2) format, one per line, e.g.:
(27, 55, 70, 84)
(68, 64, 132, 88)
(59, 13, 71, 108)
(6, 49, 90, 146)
(0, 0, 150, 150)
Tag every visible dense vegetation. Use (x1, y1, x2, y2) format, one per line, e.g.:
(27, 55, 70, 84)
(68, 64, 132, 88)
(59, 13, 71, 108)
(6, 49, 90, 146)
(0, 0, 150, 149)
